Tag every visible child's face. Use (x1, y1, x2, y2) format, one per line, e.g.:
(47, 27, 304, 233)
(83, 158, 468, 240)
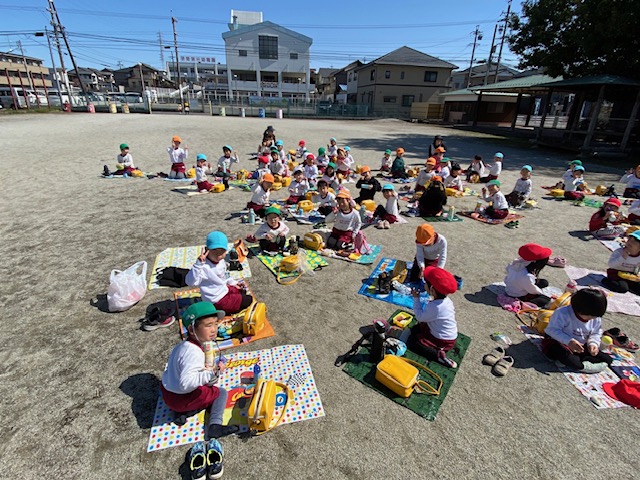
(121, 148, 129, 155)
(573, 170, 583, 178)
(207, 248, 227, 263)
(397, 152, 404, 158)
(604, 204, 619, 213)
(191, 316, 219, 343)
(521, 169, 531, 179)
(262, 181, 273, 190)
(487, 184, 499, 195)
(362, 171, 371, 179)
(266, 213, 280, 229)
(425, 164, 434, 172)
(326, 167, 334, 176)
(223, 149, 231, 157)
(330, 140, 336, 146)
(337, 197, 350, 211)
(450, 169, 459, 178)
(494, 156, 502, 162)
(197, 160, 206, 168)
(625, 237, 640, 256)
(382, 190, 393, 199)
(277, 145, 283, 151)
(173, 141, 181, 149)
(318, 184, 328, 195)
(294, 172, 303, 182)
(384, 153, 390, 159)
(271, 152, 279, 160)
(305, 158, 314, 166)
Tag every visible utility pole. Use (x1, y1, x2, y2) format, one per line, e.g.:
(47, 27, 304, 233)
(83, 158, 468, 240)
(158, 32, 164, 66)
(48, 1, 71, 100)
(42, 28, 64, 107)
(172, 16, 184, 112)
(49, 0, 89, 104)
(483, 23, 499, 86)
(17, 41, 35, 91)
(467, 25, 482, 88)
(493, 0, 512, 84)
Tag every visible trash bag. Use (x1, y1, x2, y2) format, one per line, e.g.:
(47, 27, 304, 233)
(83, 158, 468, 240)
(107, 261, 147, 312)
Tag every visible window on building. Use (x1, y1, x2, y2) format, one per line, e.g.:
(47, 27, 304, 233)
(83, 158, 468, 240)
(400, 71, 405, 80)
(486, 102, 506, 113)
(354, 72, 357, 81)
(238, 50, 247, 57)
(402, 95, 414, 107)
(290, 52, 298, 60)
(259, 35, 278, 60)
(348, 72, 352, 81)
(424, 71, 438, 82)
(384, 70, 390, 79)
(370, 69, 375, 81)
(383, 96, 396, 103)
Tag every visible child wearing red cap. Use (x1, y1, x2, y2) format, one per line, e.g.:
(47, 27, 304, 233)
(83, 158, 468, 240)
(296, 140, 307, 158)
(602, 231, 640, 295)
(409, 224, 448, 282)
(168, 135, 188, 179)
(355, 166, 382, 204)
(303, 154, 319, 186)
(504, 243, 553, 307)
(542, 288, 612, 373)
(589, 197, 626, 239)
(255, 155, 271, 181)
(409, 266, 458, 368)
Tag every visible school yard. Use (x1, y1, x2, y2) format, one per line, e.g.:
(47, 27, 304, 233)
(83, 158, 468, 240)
(1, 113, 638, 479)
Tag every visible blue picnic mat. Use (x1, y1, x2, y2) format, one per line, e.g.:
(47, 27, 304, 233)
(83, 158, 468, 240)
(358, 257, 430, 308)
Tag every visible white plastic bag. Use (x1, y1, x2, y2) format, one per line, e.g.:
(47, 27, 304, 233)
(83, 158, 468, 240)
(107, 261, 147, 312)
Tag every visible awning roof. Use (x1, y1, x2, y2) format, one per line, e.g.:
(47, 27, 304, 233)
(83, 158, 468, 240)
(536, 75, 640, 89)
(472, 74, 560, 93)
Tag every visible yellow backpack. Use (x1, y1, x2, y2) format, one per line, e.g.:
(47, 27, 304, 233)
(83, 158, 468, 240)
(549, 189, 565, 197)
(303, 232, 324, 251)
(517, 292, 572, 334)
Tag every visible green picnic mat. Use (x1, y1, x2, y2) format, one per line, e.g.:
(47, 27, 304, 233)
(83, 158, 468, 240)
(342, 310, 471, 421)
(421, 215, 463, 222)
(249, 246, 328, 282)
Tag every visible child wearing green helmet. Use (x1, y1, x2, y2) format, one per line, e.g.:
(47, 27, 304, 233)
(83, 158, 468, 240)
(380, 149, 392, 172)
(480, 180, 509, 219)
(103, 142, 136, 177)
(160, 301, 239, 439)
(317, 147, 330, 172)
(255, 206, 290, 253)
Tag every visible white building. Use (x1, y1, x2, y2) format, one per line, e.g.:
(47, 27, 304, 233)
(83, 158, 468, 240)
(165, 56, 228, 93)
(222, 10, 313, 101)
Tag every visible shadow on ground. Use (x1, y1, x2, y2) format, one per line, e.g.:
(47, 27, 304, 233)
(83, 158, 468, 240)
(119, 373, 160, 430)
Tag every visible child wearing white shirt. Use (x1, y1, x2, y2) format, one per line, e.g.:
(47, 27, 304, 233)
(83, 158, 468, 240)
(620, 165, 640, 198)
(313, 180, 337, 216)
(466, 155, 486, 183)
(380, 149, 392, 172)
(286, 168, 309, 204)
(504, 243, 553, 307)
(327, 190, 361, 251)
(195, 154, 215, 192)
(255, 206, 290, 252)
(443, 164, 463, 190)
(416, 158, 436, 192)
(602, 231, 640, 295)
(246, 174, 274, 217)
(327, 137, 338, 158)
(563, 166, 586, 200)
(374, 184, 400, 228)
(303, 154, 319, 186)
(409, 223, 448, 282)
(481, 180, 509, 219)
(481, 152, 503, 182)
(168, 135, 188, 179)
(506, 165, 534, 207)
(111, 143, 136, 176)
(321, 163, 340, 191)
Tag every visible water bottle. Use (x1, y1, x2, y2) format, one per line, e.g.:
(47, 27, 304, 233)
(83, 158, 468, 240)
(447, 205, 455, 221)
(248, 209, 256, 225)
(565, 281, 577, 294)
(475, 201, 483, 212)
(203, 341, 215, 368)
(392, 280, 412, 296)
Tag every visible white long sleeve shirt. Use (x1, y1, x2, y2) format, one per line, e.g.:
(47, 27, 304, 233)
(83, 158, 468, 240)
(168, 147, 188, 164)
(250, 183, 270, 205)
(484, 190, 509, 210)
(513, 178, 533, 199)
(629, 199, 640, 217)
(413, 296, 457, 341)
(196, 165, 209, 182)
(117, 153, 135, 168)
(565, 176, 585, 192)
(384, 194, 399, 217)
(504, 260, 543, 298)
(336, 156, 354, 173)
(545, 305, 603, 348)
(313, 191, 336, 207)
(321, 173, 339, 191)
(620, 173, 640, 189)
(381, 155, 392, 169)
(255, 220, 290, 240)
(327, 145, 338, 157)
(288, 179, 309, 196)
(334, 208, 361, 233)
(416, 169, 434, 187)
(468, 161, 486, 177)
(316, 154, 330, 167)
(561, 169, 574, 185)
(185, 258, 236, 304)
(415, 234, 447, 269)
(304, 165, 319, 182)
(489, 161, 502, 176)
(162, 341, 216, 394)
(608, 248, 640, 273)
(270, 160, 285, 176)
(217, 155, 238, 174)
(444, 175, 463, 190)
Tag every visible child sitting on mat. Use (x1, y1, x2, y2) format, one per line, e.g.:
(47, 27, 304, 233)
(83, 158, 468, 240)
(195, 154, 216, 192)
(355, 166, 381, 204)
(409, 223, 447, 281)
(186, 231, 253, 314)
(466, 155, 486, 183)
(620, 165, 640, 199)
(316, 147, 330, 172)
(104, 143, 136, 177)
(313, 180, 337, 216)
(374, 184, 399, 229)
(327, 137, 338, 158)
(504, 243, 553, 307)
(542, 288, 612, 373)
(321, 162, 340, 191)
(563, 165, 586, 200)
(481, 152, 503, 182)
(217, 145, 238, 188)
(335, 147, 353, 181)
(602, 230, 640, 295)
(296, 140, 307, 158)
(255, 206, 289, 253)
(418, 176, 447, 217)
(506, 165, 533, 208)
(409, 266, 458, 369)
(286, 167, 309, 204)
(444, 163, 464, 191)
(415, 158, 436, 192)
(480, 180, 509, 219)
(391, 148, 408, 179)
(589, 197, 625, 239)
(380, 149, 392, 172)
(255, 156, 271, 181)
(327, 190, 361, 251)
(161, 302, 239, 439)
(168, 135, 188, 179)
(303, 154, 319, 187)
(246, 173, 274, 217)
(269, 150, 285, 177)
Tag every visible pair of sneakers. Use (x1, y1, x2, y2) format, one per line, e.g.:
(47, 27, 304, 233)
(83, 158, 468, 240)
(141, 305, 176, 331)
(189, 439, 224, 480)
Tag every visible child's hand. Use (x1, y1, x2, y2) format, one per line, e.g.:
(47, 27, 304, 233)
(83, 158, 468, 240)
(587, 344, 599, 356)
(567, 339, 584, 353)
(482, 187, 487, 194)
(265, 233, 273, 241)
(199, 248, 209, 263)
(411, 288, 421, 298)
(217, 360, 227, 372)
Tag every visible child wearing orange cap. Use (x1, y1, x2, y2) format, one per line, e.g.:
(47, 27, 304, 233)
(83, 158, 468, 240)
(428, 135, 446, 157)
(620, 165, 640, 198)
(168, 135, 188, 179)
(391, 148, 407, 179)
(504, 243, 553, 307)
(589, 197, 625, 239)
(355, 166, 381, 204)
(327, 190, 361, 251)
(409, 266, 458, 368)
(415, 158, 437, 192)
(409, 224, 448, 281)
(418, 176, 447, 217)
(246, 174, 274, 217)
(380, 149, 393, 172)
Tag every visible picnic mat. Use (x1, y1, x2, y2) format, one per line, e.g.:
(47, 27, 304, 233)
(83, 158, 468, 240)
(173, 289, 275, 347)
(486, 282, 563, 300)
(172, 185, 229, 196)
(100, 173, 148, 179)
(319, 244, 382, 265)
(163, 177, 195, 182)
(458, 211, 524, 225)
(542, 196, 603, 208)
(599, 239, 624, 252)
(148, 244, 250, 290)
(148, 344, 324, 452)
(249, 246, 328, 282)
(358, 257, 430, 309)
(342, 311, 471, 421)
(285, 208, 326, 225)
(564, 266, 640, 316)
(517, 325, 634, 409)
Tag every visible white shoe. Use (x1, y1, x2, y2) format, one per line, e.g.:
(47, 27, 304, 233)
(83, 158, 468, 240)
(580, 361, 607, 374)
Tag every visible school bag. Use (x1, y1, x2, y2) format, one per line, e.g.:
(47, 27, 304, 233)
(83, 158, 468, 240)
(247, 379, 290, 435)
(242, 301, 266, 336)
(353, 231, 372, 255)
(516, 291, 572, 334)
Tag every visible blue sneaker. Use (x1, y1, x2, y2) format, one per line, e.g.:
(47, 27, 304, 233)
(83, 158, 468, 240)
(206, 439, 224, 479)
(188, 441, 207, 480)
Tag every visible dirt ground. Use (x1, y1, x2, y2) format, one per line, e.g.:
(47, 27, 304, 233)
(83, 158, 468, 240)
(1, 113, 638, 480)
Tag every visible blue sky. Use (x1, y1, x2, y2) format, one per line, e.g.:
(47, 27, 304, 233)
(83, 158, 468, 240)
(1, 0, 521, 71)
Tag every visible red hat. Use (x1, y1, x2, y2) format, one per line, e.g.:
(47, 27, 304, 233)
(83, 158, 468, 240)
(299, 140, 306, 145)
(603, 380, 640, 408)
(518, 243, 552, 262)
(604, 197, 621, 207)
(423, 266, 457, 295)
(258, 155, 270, 164)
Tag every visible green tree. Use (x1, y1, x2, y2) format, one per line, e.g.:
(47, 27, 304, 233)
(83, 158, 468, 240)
(509, 0, 640, 79)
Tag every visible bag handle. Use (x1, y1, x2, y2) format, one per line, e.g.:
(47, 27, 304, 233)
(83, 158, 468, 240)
(396, 357, 443, 396)
(252, 381, 290, 436)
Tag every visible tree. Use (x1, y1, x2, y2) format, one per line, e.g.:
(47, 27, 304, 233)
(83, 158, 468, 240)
(509, 0, 640, 79)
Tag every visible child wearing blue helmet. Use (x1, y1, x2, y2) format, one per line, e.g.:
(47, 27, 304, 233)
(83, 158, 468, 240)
(374, 184, 400, 229)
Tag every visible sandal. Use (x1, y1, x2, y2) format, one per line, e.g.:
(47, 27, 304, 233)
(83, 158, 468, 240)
(605, 328, 639, 352)
(492, 356, 514, 376)
(505, 221, 518, 229)
(482, 346, 506, 366)
(547, 256, 567, 268)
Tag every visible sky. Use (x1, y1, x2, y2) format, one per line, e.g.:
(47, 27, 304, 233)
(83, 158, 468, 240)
(0, 0, 521, 72)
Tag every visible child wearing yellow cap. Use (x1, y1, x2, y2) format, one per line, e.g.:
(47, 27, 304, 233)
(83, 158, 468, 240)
(168, 135, 188, 179)
(409, 223, 448, 281)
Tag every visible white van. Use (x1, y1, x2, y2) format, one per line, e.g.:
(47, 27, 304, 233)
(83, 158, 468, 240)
(0, 87, 49, 108)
